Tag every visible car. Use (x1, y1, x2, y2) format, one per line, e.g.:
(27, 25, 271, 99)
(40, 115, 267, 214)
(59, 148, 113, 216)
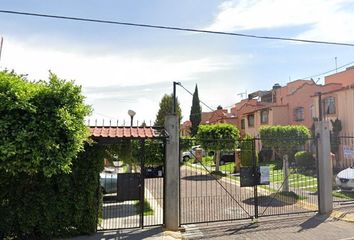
(182, 145, 206, 161)
(144, 165, 164, 178)
(100, 168, 117, 194)
(220, 152, 236, 165)
(335, 166, 354, 191)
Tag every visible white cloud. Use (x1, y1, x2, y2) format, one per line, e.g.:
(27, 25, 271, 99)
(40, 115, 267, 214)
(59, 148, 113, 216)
(206, 0, 354, 42)
(0, 37, 240, 87)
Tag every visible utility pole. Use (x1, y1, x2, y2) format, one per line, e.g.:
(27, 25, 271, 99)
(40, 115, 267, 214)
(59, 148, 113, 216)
(172, 82, 180, 114)
(0, 36, 3, 64)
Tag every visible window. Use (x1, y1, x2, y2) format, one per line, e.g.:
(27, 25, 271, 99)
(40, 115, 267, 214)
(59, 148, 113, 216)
(294, 107, 304, 122)
(260, 110, 269, 124)
(241, 119, 245, 129)
(248, 114, 254, 127)
(324, 96, 336, 114)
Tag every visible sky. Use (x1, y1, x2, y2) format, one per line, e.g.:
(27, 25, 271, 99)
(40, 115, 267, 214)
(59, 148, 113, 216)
(1, 0, 354, 125)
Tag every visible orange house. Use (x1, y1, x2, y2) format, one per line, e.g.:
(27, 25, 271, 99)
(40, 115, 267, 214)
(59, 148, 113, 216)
(233, 80, 342, 137)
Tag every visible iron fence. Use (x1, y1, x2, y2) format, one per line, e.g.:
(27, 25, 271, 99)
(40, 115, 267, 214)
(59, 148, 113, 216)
(179, 137, 319, 225)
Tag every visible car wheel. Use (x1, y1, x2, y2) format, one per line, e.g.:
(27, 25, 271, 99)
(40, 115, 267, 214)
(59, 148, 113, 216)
(220, 160, 224, 165)
(183, 156, 190, 161)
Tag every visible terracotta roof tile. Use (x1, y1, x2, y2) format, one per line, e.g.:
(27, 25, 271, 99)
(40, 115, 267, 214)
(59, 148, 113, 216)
(89, 126, 161, 139)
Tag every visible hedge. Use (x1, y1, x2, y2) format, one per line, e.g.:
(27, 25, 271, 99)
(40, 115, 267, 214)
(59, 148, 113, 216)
(0, 71, 91, 177)
(0, 144, 105, 239)
(0, 71, 101, 239)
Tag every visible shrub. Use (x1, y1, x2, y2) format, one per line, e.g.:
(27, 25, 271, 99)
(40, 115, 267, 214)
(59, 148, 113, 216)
(258, 147, 273, 162)
(295, 151, 315, 170)
(240, 135, 257, 166)
(0, 143, 105, 239)
(0, 71, 91, 177)
(0, 71, 98, 239)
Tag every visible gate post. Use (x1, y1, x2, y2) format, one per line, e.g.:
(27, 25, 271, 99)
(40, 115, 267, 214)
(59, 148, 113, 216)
(164, 114, 180, 230)
(315, 121, 333, 214)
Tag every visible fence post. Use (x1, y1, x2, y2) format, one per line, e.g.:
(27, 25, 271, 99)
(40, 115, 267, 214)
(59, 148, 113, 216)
(315, 121, 333, 214)
(282, 155, 289, 192)
(164, 114, 180, 230)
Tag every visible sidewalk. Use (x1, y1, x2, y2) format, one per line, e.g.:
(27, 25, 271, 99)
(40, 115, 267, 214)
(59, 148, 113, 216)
(67, 213, 354, 240)
(182, 213, 354, 240)
(66, 227, 182, 240)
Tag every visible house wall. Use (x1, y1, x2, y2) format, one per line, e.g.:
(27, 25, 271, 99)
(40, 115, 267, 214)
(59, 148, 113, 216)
(325, 67, 354, 87)
(272, 106, 289, 125)
(275, 82, 342, 129)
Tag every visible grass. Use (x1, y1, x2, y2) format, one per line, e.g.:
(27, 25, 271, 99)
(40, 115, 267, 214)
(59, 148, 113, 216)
(183, 159, 318, 194)
(332, 190, 354, 199)
(134, 199, 154, 216)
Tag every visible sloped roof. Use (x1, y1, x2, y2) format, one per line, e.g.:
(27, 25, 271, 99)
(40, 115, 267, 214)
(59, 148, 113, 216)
(90, 126, 165, 139)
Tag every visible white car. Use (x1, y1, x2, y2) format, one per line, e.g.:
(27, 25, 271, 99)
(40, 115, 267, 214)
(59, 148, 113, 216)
(182, 145, 205, 161)
(100, 168, 117, 194)
(335, 166, 354, 191)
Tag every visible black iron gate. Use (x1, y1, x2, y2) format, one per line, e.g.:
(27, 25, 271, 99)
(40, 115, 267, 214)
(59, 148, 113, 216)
(332, 135, 354, 211)
(179, 137, 319, 225)
(98, 138, 166, 230)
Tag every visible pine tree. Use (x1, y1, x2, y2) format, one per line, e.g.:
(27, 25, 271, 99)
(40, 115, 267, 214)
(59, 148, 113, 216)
(189, 85, 202, 136)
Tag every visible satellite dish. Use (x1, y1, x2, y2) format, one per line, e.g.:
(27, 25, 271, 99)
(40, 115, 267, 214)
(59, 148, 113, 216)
(128, 110, 136, 117)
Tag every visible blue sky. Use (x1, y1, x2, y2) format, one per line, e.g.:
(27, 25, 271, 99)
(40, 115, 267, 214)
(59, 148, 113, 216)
(1, 0, 354, 125)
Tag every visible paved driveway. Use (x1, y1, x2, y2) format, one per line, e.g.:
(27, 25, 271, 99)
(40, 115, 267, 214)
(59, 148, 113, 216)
(180, 166, 311, 224)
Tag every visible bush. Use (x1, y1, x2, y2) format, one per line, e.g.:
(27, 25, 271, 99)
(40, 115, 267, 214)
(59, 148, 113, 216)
(240, 135, 257, 166)
(295, 151, 315, 170)
(0, 144, 105, 239)
(258, 148, 273, 162)
(0, 71, 99, 239)
(0, 71, 91, 177)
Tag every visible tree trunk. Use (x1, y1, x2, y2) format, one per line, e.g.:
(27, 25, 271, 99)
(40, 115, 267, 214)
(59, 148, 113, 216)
(215, 150, 221, 172)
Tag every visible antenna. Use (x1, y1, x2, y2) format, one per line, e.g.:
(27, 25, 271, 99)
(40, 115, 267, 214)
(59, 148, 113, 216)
(335, 57, 338, 73)
(237, 91, 247, 99)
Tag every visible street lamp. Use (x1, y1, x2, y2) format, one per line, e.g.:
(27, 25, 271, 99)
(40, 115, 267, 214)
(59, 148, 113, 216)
(128, 110, 136, 127)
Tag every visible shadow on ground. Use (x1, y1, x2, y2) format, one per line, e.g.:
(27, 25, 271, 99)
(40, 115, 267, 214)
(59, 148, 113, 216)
(66, 227, 164, 240)
(182, 174, 222, 181)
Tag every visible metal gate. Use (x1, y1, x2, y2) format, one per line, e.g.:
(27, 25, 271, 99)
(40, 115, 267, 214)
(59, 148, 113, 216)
(332, 135, 354, 212)
(98, 139, 165, 230)
(179, 137, 319, 225)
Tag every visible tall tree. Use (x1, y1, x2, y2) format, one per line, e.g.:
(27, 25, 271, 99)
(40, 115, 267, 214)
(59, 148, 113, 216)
(189, 84, 202, 136)
(154, 94, 182, 127)
(196, 123, 239, 172)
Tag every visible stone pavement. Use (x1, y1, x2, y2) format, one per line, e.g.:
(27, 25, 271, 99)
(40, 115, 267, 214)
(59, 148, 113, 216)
(66, 227, 182, 240)
(182, 213, 354, 240)
(66, 213, 354, 240)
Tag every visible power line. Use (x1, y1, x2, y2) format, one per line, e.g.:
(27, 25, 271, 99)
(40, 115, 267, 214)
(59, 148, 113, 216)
(300, 61, 354, 82)
(179, 83, 232, 122)
(1, 9, 354, 47)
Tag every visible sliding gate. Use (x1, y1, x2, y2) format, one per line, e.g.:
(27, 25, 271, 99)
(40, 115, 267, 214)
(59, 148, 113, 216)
(180, 137, 319, 225)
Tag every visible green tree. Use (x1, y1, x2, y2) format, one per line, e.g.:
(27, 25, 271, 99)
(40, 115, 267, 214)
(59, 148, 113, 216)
(0, 71, 91, 177)
(154, 94, 182, 127)
(196, 123, 239, 172)
(260, 125, 310, 191)
(189, 84, 202, 136)
(259, 125, 310, 158)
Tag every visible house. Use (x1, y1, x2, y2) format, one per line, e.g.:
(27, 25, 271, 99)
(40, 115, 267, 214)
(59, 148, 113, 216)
(233, 80, 342, 137)
(180, 107, 237, 136)
(325, 66, 354, 87)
